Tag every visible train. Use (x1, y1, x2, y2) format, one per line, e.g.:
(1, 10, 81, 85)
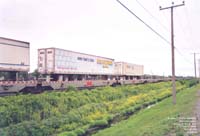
(0, 37, 166, 95)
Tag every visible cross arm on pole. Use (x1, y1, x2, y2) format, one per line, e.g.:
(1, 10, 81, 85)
(160, 1, 185, 10)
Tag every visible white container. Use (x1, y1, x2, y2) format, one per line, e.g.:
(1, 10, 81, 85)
(38, 48, 114, 75)
(0, 37, 30, 72)
(115, 62, 144, 76)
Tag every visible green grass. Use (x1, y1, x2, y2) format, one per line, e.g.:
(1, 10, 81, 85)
(93, 85, 200, 136)
(0, 80, 196, 135)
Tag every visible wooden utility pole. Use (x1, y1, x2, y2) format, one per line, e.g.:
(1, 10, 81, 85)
(199, 59, 200, 83)
(191, 53, 200, 78)
(160, 1, 185, 105)
(194, 53, 197, 78)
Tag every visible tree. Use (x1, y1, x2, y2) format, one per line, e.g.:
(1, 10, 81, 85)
(30, 69, 41, 80)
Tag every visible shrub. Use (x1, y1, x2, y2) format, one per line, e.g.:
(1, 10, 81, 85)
(66, 85, 77, 91)
(0, 81, 190, 135)
(74, 128, 85, 136)
(91, 120, 108, 127)
(187, 79, 198, 87)
(134, 105, 142, 111)
(66, 132, 77, 136)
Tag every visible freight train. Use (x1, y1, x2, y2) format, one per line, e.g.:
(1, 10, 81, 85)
(0, 37, 165, 95)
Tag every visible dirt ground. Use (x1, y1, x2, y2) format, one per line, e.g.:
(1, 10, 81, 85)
(192, 90, 200, 135)
(166, 90, 200, 136)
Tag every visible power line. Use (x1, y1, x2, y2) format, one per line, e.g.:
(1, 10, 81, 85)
(183, 6, 196, 50)
(176, 9, 187, 37)
(116, 0, 191, 65)
(184, 6, 193, 36)
(135, 0, 169, 32)
(175, 47, 193, 64)
(137, 0, 192, 64)
(173, 11, 192, 55)
(154, 0, 169, 24)
(153, 0, 192, 65)
(116, 0, 170, 45)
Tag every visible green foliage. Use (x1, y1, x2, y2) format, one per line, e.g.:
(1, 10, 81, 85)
(30, 69, 41, 80)
(187, 79, 198, 87)
(66, 85, 78, 91)
(62, 132, 77, 136)
(74, 128, 85, 136)
(93, 84, 200, 136)
(0, 80, 194, 135)
(178, 79, 198, 88)
(91, 120, 108, 127)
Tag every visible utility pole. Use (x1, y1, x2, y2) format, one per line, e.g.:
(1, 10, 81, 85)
(198, 59, 200, 83)
(191, 53, 200, 78)
(194, 53, 197, 78)
(160, 1, 185, 105)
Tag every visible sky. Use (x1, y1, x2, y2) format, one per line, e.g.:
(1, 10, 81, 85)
(0, 0, 200, 76)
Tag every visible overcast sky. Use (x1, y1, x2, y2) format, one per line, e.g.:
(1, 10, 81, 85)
(0, 0, 200, 76)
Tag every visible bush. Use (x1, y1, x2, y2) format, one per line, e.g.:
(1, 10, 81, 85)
(91, 120, 108, 127)
(122, 107, 135, 115)
(187, 79, 198, 87)
(143, 102, 150, 107)
(0, 81, 190, 135)
(74, 128, 85, 136)
(0, 129, 8, 136)
(66, 132, 77, 136)
(178, 80, 186, 85)
(134, 105, 142, 111)
(66, 85, 77, 91)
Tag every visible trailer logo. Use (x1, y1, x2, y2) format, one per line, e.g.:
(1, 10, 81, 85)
(97, 59, 113, 68)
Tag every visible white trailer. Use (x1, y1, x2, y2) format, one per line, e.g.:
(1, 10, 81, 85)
(38, 48, 114, 81)
(0, 37, 30, 72)
(115, 62, 144, 79)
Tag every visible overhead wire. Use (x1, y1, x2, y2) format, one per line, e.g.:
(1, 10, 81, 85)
(183, 6, 197, 50)
(175, 4, 195, 64)
(184, 6, 193, 36)
(135, 0, 169, 32)
(175, 47, 193, 64)
(154, 0, 169, 25)
(176, 8, 187, 35)
(116, 0, 193, 65)
(174, 6, 192, 54)
(116, 0, 170, 45)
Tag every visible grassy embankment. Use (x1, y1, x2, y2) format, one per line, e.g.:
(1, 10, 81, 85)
(0, 80, 197, 136)
(94, 84, 200, 136)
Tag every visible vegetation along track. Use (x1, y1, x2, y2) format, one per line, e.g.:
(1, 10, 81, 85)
(94, 81, 200, 136)
(0, 80, 197, 136)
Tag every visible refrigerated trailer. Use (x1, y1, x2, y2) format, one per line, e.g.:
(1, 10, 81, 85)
(38, 48, 115, 81)
(114, 62, 144, 80)
(0, 37, 30, 72)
